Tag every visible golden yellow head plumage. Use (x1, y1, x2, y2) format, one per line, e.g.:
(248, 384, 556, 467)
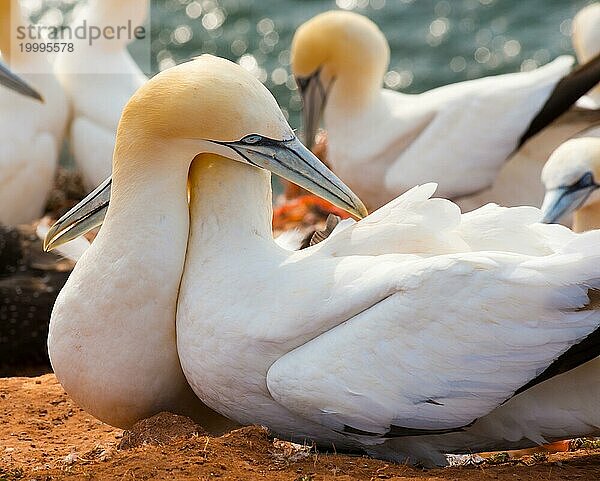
(291, 10, 389, 92)
(118, 55, 291, 144)
(291, 11, 389, 147)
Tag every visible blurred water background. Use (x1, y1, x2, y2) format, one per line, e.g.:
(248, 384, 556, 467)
(27, 0, 595, 131)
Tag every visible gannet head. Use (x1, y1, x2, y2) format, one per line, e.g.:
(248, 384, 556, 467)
(572, 4, 600, 64)
(291, 11, 390, 148)
(0, 61, 43, 101)
(540, 137, 600, 224)
(44, 55, 367, 250)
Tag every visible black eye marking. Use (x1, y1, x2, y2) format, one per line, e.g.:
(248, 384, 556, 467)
(570, 172, 597, 191)
(241, 134, 263, 144)
(296, 76, 311, 91)
(296, 66, 323, 92)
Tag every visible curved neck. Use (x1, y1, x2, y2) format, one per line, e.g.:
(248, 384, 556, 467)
(328, 71, 382, 113)
(187, 154, 273, 245)
(573, 203, 600, 232)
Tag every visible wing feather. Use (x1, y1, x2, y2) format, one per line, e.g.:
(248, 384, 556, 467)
(268, 232, 600, 438)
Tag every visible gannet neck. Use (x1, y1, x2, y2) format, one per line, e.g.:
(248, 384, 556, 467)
(573, 3, 600, 103)
(292, 11, 389, 111)
(574, 201, 600, 232)
(188, 154, 274, 244)
(49, 139, 199, 428)
(107, 140, 191, 241)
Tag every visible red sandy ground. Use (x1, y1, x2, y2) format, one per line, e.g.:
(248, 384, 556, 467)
(1, 375, 599, 481)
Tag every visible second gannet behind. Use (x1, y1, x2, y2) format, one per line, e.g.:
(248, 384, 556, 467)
(573, 3, 600, 109)
(291, 11, 600, 210)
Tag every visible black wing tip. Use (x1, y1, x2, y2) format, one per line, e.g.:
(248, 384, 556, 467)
(519, 51, 600, 148)
(341, 419, 477, 439)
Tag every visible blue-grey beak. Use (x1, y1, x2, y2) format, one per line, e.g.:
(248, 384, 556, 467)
(44, 176, 111, 251)
(0, 62, 43, 101)
(541, 172, 598, 224)
(296, 68, 332, 150)
(218, 134, 367, 219)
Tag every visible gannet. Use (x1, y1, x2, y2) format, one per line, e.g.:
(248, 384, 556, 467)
(43, 55, 364, 432)
(458, 2, 600, 213)
(291, 11, 600, 210)
(541, 137, 600, 231)
(0, 0, 69, 225)
(46, 55, 600, 467)
(178, 96, 600, 465)
(55, 0, 148, 192)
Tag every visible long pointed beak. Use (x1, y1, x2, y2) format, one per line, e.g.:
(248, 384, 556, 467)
(0, 62, 43, 101)
(44, 176, 112, 251)
(222, 135, 368, 218)
(297, 69, 329, 150)
(541, 178, 597, 224)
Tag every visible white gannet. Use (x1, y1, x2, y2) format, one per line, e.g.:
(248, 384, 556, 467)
(291, 11, 600, 210)
(0, 0, 69, 225)
(46, 56, 600, 466)
(541, 137, 600, 231)
(458, 2, 600, 213)
(573, 3, 600, 109)
(42, 55, 365, 432)
(55, 0, 148, 192)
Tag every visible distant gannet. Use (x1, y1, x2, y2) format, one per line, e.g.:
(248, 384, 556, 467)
(541, 136, 600, 231)
(291, 11, 600, 210)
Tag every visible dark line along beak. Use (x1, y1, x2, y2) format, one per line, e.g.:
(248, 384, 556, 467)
(218, 134, 368, 219)
(296, 68, 330, 150)
(540, 172, 598, 224)
(44, 176, 112, 251)
(0, 62, 43, 102)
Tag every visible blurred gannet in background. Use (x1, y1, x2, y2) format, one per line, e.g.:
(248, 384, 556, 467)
(55, 0, 148, 192)
(459, 2, 600, 213)
(0, 0, 69, 225)
(541, 137, 600, 231)
(573, 3, 600, 109)
(291, 11, 600, 210)
(46, 56, 600, 467)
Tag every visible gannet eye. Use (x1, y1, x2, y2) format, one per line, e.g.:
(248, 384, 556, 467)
(241, 135, 263, 144)
(570, 172, 596, 190)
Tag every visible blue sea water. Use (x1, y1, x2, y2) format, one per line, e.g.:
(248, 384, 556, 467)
(33, 0, 595, 131)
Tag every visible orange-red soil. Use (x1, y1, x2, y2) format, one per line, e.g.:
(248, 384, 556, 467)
(1, 375, 599, 481)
